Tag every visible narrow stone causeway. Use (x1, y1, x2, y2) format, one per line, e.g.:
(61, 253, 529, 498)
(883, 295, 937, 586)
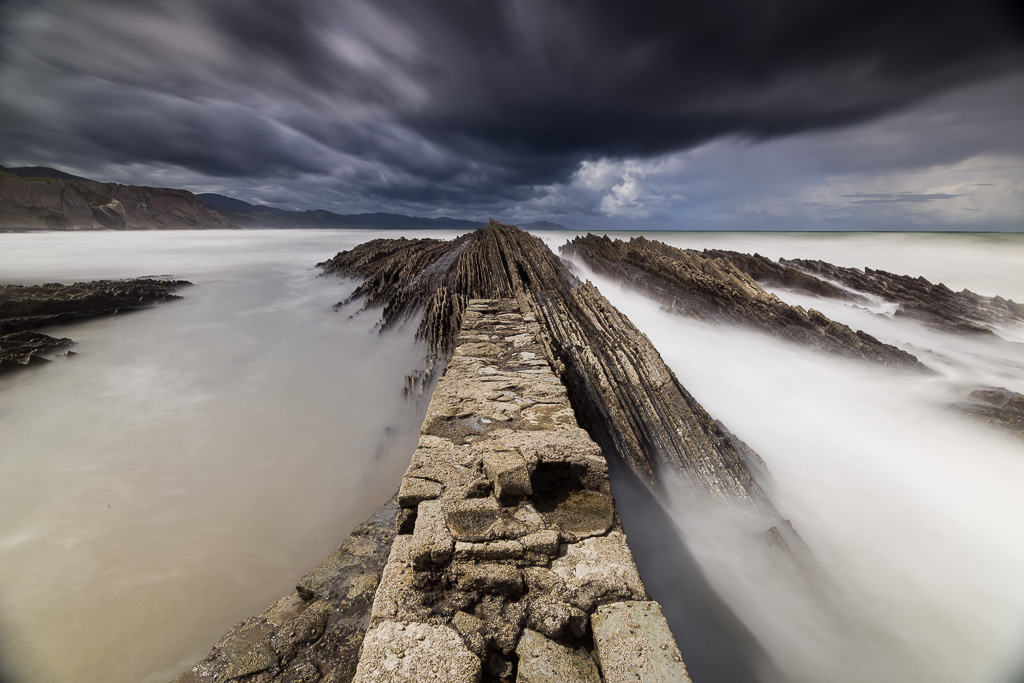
(175, 298, 689, 683)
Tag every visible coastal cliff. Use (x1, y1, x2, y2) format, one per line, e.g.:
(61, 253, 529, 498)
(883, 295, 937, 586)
(0, 167, 234, 230)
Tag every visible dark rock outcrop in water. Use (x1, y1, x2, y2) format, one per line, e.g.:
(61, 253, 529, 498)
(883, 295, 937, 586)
(0, 278, 190, 371)
(561, 234, 923, 369)
(953, 387, 1024, 439)
(0, 167, 235, 230)
(320, 222, 768, 504)
(752, 255, 1024, 338)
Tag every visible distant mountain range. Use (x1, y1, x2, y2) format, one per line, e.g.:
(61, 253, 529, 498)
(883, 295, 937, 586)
(195, 193, 566, 231)
(0, 165, 567, 231)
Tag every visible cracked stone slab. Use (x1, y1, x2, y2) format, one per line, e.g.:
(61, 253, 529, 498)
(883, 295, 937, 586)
(411, 499, 455, 570)
(591, 601, 691, 683)
(550, 532, 647, 612)
(353, 621, 481, 683)
(515, 628, 601, 682)
(398, 477, 444, 508)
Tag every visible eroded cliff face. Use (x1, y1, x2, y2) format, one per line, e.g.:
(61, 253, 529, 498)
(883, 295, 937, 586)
(0, 175, 235, 230)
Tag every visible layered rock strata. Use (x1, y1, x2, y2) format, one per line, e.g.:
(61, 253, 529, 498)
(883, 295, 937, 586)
(704, 248, 1024, 339)
(0, 172, 235, 230)
(173, 299, 690, 683)
(319, 222, 773, 507)
(560, 234, 922, 369)
(779, 257, 1024, 336)
(0, 278, 190, 371)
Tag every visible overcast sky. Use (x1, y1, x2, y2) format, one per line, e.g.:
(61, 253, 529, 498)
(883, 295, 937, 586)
(1, 0, 1022, 229)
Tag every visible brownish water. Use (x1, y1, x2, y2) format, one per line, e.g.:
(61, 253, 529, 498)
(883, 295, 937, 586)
(2, 229, 1023, 683)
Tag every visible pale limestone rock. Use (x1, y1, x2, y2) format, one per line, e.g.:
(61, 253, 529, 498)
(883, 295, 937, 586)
(591, 601, 691, 683)
(411, 499, 454, 570)
(483, 450, 532, 500)
(550, 532, 647, 612)
(515, 628, 600, 682)
(353, 621, 481, 683)
(398, 477, 444, 508)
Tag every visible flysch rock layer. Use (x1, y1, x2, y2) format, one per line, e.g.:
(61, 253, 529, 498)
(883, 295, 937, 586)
(174, 298, 688, 683)
(355, 298, 688, 683)
(560, 234, 923, 370)
(318, 222, 771, 506)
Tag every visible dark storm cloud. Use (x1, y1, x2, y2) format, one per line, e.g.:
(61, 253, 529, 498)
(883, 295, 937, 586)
(0, 0, 1021, 212)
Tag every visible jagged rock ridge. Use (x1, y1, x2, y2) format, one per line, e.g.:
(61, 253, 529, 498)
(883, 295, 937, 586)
(561, 234, 923, 369)
(0, 278, 190, 371)
(320, 222, 769, 505)
(703, 247, 1024, 338)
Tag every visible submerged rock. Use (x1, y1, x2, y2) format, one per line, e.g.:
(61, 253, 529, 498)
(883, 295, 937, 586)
(0, 330, 74, 371)
(952, 387, 1024, 439)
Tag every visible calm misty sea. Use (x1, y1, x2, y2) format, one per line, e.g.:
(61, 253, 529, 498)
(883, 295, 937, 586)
(1, 229, 1023, 683)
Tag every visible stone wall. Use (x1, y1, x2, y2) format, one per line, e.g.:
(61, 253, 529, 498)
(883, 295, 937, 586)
(174, 298, 689, 683)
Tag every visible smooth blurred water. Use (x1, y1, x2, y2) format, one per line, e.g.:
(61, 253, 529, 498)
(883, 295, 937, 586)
(0, 229, 463, 683)
(2, 229, 1023, 683)
(558, 231, 1024, 683)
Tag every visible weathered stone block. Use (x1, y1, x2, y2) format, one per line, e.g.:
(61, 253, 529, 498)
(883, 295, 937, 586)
(591, 601, 691, 683)
(454, 563, 524, 598)
(398, 476, 444, 508)
(515, 628, 601, 682)
(550, 532, 647, 612)
(411, 499, 454, 570)
(520, 530, 559, 557)
(352, 621, 481, 683)
(483, 450, 532, 500)
(453, 539, 524, 562)
(526, 598, 588, 641)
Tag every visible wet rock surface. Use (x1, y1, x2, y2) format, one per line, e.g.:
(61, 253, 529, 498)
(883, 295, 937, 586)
(560, 234, 922, 369)
(0, 278, 190, 371)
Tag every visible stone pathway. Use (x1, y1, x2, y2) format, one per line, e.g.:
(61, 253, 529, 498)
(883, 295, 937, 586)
(353, 299, 689, 682)
(174, 298, 690, 683)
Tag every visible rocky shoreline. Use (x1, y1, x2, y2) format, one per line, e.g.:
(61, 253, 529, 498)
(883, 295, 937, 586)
(175, 298, 689, 683)
(0, 278, 190, 371)
(174, 224, 1023, 683)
